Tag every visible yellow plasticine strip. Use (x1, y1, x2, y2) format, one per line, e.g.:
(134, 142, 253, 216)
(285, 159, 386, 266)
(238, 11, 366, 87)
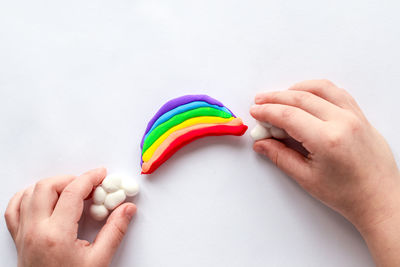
(142, 116, 234, 162)
(141, 118, 244, 173)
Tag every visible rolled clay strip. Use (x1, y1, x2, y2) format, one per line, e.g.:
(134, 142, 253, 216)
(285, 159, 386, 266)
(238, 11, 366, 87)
(141, 95, 248, 173)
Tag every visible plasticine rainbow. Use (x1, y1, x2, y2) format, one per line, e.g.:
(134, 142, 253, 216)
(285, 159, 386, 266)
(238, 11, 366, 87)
(140, 95, 248, 174)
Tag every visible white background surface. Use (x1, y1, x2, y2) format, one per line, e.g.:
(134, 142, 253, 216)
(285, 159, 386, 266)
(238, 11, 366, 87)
(1, 0, 400, 266)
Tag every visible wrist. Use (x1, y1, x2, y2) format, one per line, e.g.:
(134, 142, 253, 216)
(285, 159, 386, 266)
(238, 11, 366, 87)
(346, 172, 400, 232)
(356, 198, 400, 267)
(348, 173, 400, 266)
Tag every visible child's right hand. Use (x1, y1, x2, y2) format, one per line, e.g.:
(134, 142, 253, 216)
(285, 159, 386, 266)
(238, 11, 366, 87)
(4, 168, 136, 267)
(250, 79, 400, 266)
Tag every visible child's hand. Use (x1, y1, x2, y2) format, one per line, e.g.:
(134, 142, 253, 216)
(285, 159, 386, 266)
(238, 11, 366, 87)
(250, 80, 400, 266)
(4, 168, 136, 267)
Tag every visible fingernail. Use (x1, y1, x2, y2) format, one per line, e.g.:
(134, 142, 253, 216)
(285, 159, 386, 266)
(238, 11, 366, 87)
(250, 104, 258, 113)
(254, 95, 262, 103)
(125, 205, 136, 220)
(90, 167, 107, 173)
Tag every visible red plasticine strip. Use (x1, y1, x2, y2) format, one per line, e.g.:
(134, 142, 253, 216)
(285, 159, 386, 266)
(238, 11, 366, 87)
(141, 123, 248, 174)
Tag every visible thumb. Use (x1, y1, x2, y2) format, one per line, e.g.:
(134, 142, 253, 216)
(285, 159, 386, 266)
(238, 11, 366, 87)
(91, 203, 136, 264)
(253, 138, 312, 187)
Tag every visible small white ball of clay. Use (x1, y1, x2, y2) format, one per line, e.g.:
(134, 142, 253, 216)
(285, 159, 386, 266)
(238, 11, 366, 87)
(121, 179, 139, 197)
(251, 124, 272, 141)
(104, 189, 127, 210)
(259, 121, 272, 128)
(93, 186, 107, 205)
(90, 204, 109, 221)
(101, 174, 122, 193)
(270, 126, 288, 139)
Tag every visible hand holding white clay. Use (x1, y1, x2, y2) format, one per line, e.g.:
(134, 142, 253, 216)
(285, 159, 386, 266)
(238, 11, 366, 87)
(90, 174, 139, 221)
(250, 121, 288, 141)
(5, 168, 138, 267)
(250, 81, 400, 267)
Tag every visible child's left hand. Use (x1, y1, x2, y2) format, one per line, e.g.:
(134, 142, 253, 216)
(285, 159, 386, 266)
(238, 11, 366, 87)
(4, 167, 136, 267)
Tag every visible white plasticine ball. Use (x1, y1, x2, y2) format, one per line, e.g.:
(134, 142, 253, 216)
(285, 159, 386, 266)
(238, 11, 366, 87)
(250, 124, 272, 141)
(104, 189, 127, 210)
(270, 126, 288, 139)
(121, 179, 140, 197)
(90, 174, 139, 221)
(259, 121, 272, 128)
(93, 186, 107, 205)
(90, 204, 109, 221)
(101, 174, 122, 193)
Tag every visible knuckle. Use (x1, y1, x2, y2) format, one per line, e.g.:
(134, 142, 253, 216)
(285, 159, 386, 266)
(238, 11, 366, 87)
(114, 222, 127, 238)
(292, 91, 311, 105)
(338, 88, 350, 97)
(22, 188, 32, 199)
(61, 187, 76, 198)
(345, 114, 362, 132)
(341, 88, 356, 102)
(348, 95, 358, 106)
(271, 150, 280, 167)
(23, 225, 61, 248)
(4, 210, 11, 222)
(281, 107, 294, 119)
(34, 180, 49, 192)
(23, 235, 34, 247)
(22, 228, 36, 247)
(268, 91, 279, 101)
(42, 233, 59, 248)
(319, 79, 334, 87)
(3, 211, 8, 220)
(110, 222, 126, 247)
(324, 130, 343, 148)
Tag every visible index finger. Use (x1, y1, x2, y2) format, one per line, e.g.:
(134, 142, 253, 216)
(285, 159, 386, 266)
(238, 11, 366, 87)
(289, 79, 353, 109)
(30, 175, 76, 219)
(250, 103, 323, 151)
(51, 168, 107, 228)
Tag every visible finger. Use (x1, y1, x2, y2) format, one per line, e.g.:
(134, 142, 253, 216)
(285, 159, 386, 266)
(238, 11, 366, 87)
(31, 175, 76, 219)
(289, 79, 357, 110)
(20, 186, 34, 224)
(250, 104, 322, 151)
(4, 190, 24, 240)
(255, 90, 342, 121)
(91, 203, 136, 264)
(52, 168, 106, 227)
(253, 139, 313, 187)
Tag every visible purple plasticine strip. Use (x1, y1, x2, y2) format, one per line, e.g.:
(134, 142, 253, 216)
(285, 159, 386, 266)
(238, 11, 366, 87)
(140, 95, 236, 149)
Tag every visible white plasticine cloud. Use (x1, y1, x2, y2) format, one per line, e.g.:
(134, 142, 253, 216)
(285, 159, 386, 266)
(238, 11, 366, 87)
(90, 174, 139, 221)
(250, 121, 288, 141)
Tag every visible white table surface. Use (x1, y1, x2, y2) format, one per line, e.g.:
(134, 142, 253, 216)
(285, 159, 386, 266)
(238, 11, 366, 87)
(1, 0, 399, 266)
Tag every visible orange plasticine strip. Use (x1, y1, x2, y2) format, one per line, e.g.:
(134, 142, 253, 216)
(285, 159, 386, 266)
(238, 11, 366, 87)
(141, 118, 247, 174)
